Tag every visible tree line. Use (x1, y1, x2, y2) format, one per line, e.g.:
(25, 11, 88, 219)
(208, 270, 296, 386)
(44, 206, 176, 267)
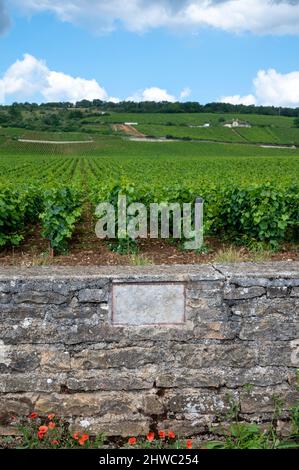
(1, 100, 299, 118)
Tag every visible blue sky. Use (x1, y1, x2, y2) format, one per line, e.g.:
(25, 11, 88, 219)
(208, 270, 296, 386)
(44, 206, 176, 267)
(1, 1, 299, 106)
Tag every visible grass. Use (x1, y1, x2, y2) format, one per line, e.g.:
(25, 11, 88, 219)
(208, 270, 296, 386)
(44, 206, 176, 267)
(129, 254, 153, 266)
(213, 246, 247, 263)
(213, 246, 275, 263)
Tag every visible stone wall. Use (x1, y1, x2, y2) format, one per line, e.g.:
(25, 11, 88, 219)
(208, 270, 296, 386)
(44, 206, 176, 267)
(0, 263, 298, 437)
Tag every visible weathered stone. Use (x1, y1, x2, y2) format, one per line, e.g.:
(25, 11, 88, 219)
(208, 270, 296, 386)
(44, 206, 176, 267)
(142, 394, 164, 415)
(185, 297, 228, 322)
(186, 281, 224, 299)
(223, 366, 295, 388)
(0, 396, 32, 420)
(267, 286, 289, 298)
(14, 291, 67, 305)
(276, 420, 293, 437)
(0, 304, 44, 321)
(0, 282, 12, 293)
(164, 389, 239, 415)
(240, 384, 298, 413)
(156, 368, 225, 388)
(71, 347, 160, 370)
(290, 339, 299, 367)
(66, 366, 157, 392)
(47, 302, 109, 321)
(172, 343, 258, 368)
(231, 297, 298, 318)
(193, 321, 241, 340)
(35, 391, 144, 417)
(40, 350, 71, 372)
(224, 286, 265, 300)
(0, 425, 22, 436)
(2, 350, 40, 373)
(71, 417, 150, 437)
(0, 293, 11, 304)
(78, 289, 107, 303)
(291, 286, 299, 297)
(156, 418, 210, 437)
(0, 373, 67, 393)
(229, 278, 299, 288)
(258, 341, 298, 367)
(239, 318, 298, 341)
(215, 262, 299, 284)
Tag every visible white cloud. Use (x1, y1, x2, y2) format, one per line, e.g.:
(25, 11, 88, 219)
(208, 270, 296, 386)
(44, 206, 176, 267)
(220, 94, 257, 106)
(180, 87, 191, 100)
(221, 68, 299, 107)
(0, 54, 188, 104)
(9, 0, 299, 35)
(0, 53, 109, 103)
(126, 87, 177, 102)
(254, 69, 299, 107)
(44, 71, 108, 102)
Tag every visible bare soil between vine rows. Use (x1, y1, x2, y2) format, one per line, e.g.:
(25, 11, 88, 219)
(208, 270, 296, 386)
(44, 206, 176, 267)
(0, 219, 298, 267)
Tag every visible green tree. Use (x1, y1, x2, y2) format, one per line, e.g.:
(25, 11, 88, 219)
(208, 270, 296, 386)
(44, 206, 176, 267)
(294, 117, 299, 128)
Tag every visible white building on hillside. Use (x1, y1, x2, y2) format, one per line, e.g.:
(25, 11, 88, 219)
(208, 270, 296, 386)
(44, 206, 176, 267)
(223, 119, 251, 128)
(189, 123, 210, 128)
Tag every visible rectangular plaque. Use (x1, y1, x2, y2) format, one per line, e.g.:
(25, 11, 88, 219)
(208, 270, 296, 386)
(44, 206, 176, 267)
(112, 282, 185, 326)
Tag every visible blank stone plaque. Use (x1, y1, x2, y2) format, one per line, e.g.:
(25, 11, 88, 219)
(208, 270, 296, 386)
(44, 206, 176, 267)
(112, 282, 185, 326)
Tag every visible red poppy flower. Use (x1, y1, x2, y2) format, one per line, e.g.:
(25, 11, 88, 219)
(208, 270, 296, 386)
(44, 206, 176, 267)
(51, 440, 59, 445)
(128, 437, 137, 445)
(48, 414, 55, 420)
(168, 431, 176, 439)
(147, 432, 155, 442)
(158, 431, 166, 439)
(29, 412, 38, 419)
(186, 439, 192, 449)
(48, 421, 56, 430)
(38, 426, 48, 434)
(73, 432, 80, 440)
(37, 431, 44, 440)
(78, 434, 89, 446)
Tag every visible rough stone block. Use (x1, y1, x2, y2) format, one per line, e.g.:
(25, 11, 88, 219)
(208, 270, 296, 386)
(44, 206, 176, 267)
(172, 343, 258, 369)
(267, 286, 289, 298)
(40, 350, 71, 372)
(78, 289, 107, 303)
(0, 293, 11, 304)
(0, 395, 33, 421)
(240, 384, 298, 413)
(156, 368, 225, 388)
(14, 291, 67, 305)
(66, 366, 157, 392)
(164, 389, 239, 415)
(193, 321, 241, 340)
(35, 391, 144, 417)
(224, 286, 265, 300)
(71, 347, 160, 370)
(71, 417, 150, 437)
(0, 373, 67, 393)
(239, 318, 298, 341)
(231, 298, 298, 318)
(291, 287, 299, 297)
(258, 341, 299, 367)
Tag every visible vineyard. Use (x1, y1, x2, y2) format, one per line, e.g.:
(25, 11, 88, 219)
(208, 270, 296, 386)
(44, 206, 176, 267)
(0, 114, 298, 261)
